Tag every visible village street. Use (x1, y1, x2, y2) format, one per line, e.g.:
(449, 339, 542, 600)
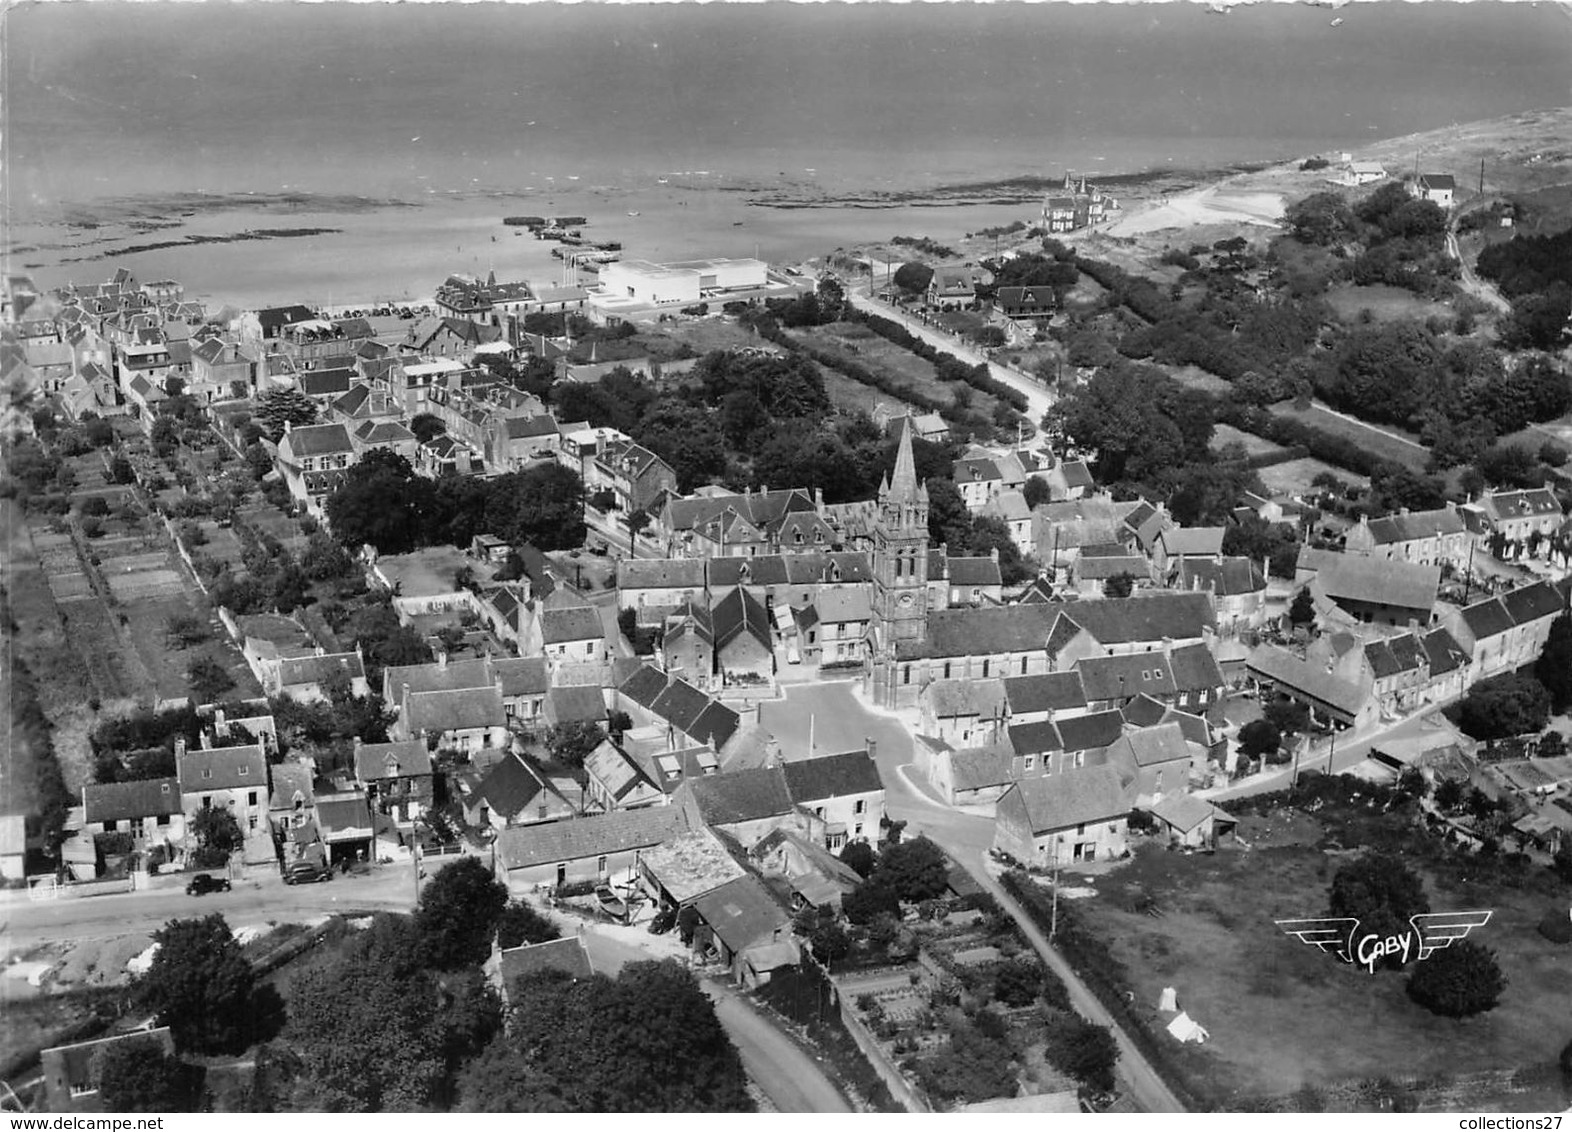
(761, 681, 1188, 1113)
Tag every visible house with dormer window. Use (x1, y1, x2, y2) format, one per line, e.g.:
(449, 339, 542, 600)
(176, 738, 269, 834)
(353, 739, 434, 827)
(274, 421, 357, 518)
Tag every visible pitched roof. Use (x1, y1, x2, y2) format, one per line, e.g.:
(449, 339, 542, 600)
(281, 422, 355, 458)
(1008, 765, 1130, 833)
(541, 606, 604, 645)
(1005, 721, 1064, 756)
(1120, 693, 1169, 729)
(1245, 645, 1372, 718)
(1178, 557, 1266, 597)
(618, 663, 669, 708)
(546, 684, 607, 724)
(354, 740, 431, 782)
(177, 744, 266, 793)
(1421, 627, 1470, 676)
(681, 766, 794, 825)
(1458, 597, 1516, 641)
(1501, 580, 1564, 627)
(1167, 642, 1224, 693)
(1002, 672, 1088, 715)
(1364, 507, 1465, 544)
(497, 937, 594, 989)
(1054, 709, 1126, 753)
(277, 650, 365, 688)
(1158, 527, 1226, 557)
(780, 749, 884, 804)
(1105, 722, 1191, 769)
(404, 685, 506, 733)
(496, 806, 689, 869)
(384, 658, 496, 696)
(947, 557, 1004, 587)
(712, 586, 772, 653)
(477, 754, 551, 819)
(584, 740, 661, 804)
(691, 873, 792, 954)
(269, 762, 316, 810)
(949, 744, 1016, 791)
(1076, 653, 1177, 701)
(83, 777, 182, 823)
(618, 558, 707, 590)
(640, 827, 748, 902)
(1297, 547, 1438, 613)
(923, 677, 1007, 719)
(1144, 794, 1235, 834)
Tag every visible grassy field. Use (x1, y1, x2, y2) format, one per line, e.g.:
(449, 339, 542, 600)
(1324, 284, 1454, 326)
(788, 321, 964, 412)
(1169, 366, 1234, 396)
(1212, 423, 1289, 459)
(1258, 457, 1370, 495)
(1269, 400, 1430, 473)
(655, 316, 760, 357)
(1064, 819, 1572, 1111)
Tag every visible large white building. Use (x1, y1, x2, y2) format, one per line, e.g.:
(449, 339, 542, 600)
(597, 258, 768, 307)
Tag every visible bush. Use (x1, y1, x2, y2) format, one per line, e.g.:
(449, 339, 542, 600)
(992, 956, 1045, 1007)
(1405, 941, 1506, 1017)
(1536, 910, 1572, 945)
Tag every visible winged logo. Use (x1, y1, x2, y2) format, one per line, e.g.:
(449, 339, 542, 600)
(1275, 911, 1492, 973)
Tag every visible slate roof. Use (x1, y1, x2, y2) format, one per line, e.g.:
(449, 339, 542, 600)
(1009, 765, 1130, 833)
(83, 777, 182, 824)
(1421, 628, 1470, 676)
(1158, 527, 1226, 558)
(269, 762, 316, 810)
(1178, 557, 1266, 597)
(1145, 794, 1236, 834)
(1159, 707, 1212, 748)
(682, 766, 794, 824)
(477, 754, 550, 819)
(1054, 710, 1126, 753)
(618, 663, 670, 709)
(298, 368, 354, 397)
(496, 806, 689, 869)
(1458, 597, 1516, 641)
(949, 744, 1016, 792)
(178, 744, 267, 793)
(1120, 693, 1169, 729)
(584, 740, 661, 805)
(497, 937, 594, 989)
(924, 677, 1007, 719)
(1077, 555, 1149, 581)
(384, 658, 496, 697)
(1364, 508, 1465, 544)
(278, 651, 364, 689)
(317, 797, 374, 838)
(948, 557, 1004, 587)
(1297, 547, 1439, 612)
(816, 586, 871, 623)
(1105, 722, 1191, 769)
(1168, 642, 1224, 693)
(1005, 721, 1064, 756)
(618, 558, 707, 591)
(1076, 653, 1177, 700)
(781, 749, 884, 804)
(404, 685, 506, 733)
(354, 740, 431, 782)
(712, 586, 772, 653)
(546, 684, 607, 724)
(1002, 672, 1088, 716)
(691, 874, 792, 954)
(541, 606, 605, 645)
(1501, 581, 1564, 626)
(281, 422, 355, 458)
(1245, 646, 1371, 718)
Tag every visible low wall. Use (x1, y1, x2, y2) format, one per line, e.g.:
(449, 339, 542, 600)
(829, 973, 931, 1113)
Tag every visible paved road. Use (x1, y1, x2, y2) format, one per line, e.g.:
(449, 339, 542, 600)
(578, 923, 851, 1113)
(844, 287, 1055, 426)
(761, 682, 1185, 1113)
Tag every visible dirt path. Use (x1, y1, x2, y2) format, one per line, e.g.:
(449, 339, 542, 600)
(1445, 218, 1513, 316)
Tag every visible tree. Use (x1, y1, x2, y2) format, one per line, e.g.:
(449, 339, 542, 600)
(1406, 941, 1506, 1017)
(496, 900, 561, 950)
(164, 612, 211, 649)
(1328, 855, 1429, 971)
(893, 262, 934, 295)
(1288, 588, 1317, 626)
(186, 654, 236, 704)
(137, 915, 280, 1054)
(1022, 476, 1051, 509)
(840, 840, 877, 879)
(457, 960, 750, 1112)
(325, 450, 433, 554)
(915, 1018, 1018, 1104)
(1263, 698, 1311, 737)
(94, 1038, 206, 1112)
(545, 721, 605, 768)
(1434, 777, 1465, 814)
(109, 452, 136, 485)
(254, 388, 318, 441)
(1103, 572, 1137, 599)
(1238, 719, 1281, 759)
(871, 835, 949, 902)
(1455, 672, 1551, 741)
(842, 878, 901, 925)
(190, 806, 243, 868)
(1537, 615, 1572, 715)
(409, 413, 446, 444)
(415, 857, 510, 970)
(1043, 1012, 1120, 1094)
(485, 463, 586, 550)
(993, 956, 1045, 1007)
(1284, 191, 1356, 247)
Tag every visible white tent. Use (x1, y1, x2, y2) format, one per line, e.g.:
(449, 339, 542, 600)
(1158, 986, 1178, 1012)
(1166, 1011, 1209, 1044)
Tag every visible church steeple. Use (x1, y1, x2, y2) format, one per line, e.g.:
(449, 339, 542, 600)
(882, 417, 928, 508)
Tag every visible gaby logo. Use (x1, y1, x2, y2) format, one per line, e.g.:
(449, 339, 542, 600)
(1275, 911, 1493, 974)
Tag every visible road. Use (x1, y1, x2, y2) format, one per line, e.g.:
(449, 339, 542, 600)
(761, 682, 1186, 1113)
(843, 286, 1056, 427)
(1445, 214, 1512, 316)
(575, 921, 852, 1113)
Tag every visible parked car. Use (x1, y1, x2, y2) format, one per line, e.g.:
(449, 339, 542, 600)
(283, 860, 332, 886)
(185, 873, 231, 896)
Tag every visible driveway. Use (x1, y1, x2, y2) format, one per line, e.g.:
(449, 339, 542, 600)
(761, 682, 1185, 1112)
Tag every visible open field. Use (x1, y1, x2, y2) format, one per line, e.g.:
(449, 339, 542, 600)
(647, 315, 759, 358)
(1211, 424, 1288, 460)
(1324, 284, 1455, 326)
(820, 366, 916, 418)
(1269, 400, 1429, 473)
(788, 321, 967, 414)
(1170, 365, 1234, 396)
(1257, 457, 1370, 496)
(1064, 834, 1572, 1111)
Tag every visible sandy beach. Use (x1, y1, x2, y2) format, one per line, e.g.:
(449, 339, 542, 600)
(1103, 185, 1286, 238)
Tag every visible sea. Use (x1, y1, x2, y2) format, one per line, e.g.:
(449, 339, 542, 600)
(5, 1, 1569, 311)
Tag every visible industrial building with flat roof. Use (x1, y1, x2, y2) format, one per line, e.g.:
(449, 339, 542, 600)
(596, 257, 768, 307)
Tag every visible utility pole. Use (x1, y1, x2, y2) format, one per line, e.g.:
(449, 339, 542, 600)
(1479, 156, 1485, 199)
(1049, 855, 1060, 941)
(412, 839, 422, 904)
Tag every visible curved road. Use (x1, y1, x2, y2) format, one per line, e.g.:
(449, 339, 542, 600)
(761, 682, 1186, 1113)
(1445, 214, 1512, 316)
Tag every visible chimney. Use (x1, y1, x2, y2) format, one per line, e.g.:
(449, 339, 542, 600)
(438, 651, 448, 670)
(866, 736, 878, 761)
(175, 737, 187, 760)
(214, 708, 227, 739)
(990, 546, 1000, 563)
(814, 487, 824, 509)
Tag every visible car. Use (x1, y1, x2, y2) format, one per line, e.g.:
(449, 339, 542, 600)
(185, 873, 231, 896)
(283, 860, 332, 885)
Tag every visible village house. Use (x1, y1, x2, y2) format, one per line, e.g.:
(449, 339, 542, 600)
(1102, 721, 1194, 804)
(1295, 547, 1439, 627)
(673, 765, 821, 849)
(1343, 506, 1470, 567)
(352, 739, 434, 828)
(591, 439, 679, 516)
(41, 1029, 177, 1114)
(919, 678, 1008, 747)
(993, 765, 1132, 867)
(1245, 644, 1378, 731)
(80, 778, 185, 845)
(750, 828, 863, 910)
(692, 874, 797, 988)
(1001, 670, 1090, 725)
(274, 421, 357, 518)
(542, 684, 608, 729)
(615, 664, 754, 761)
(1461, 488, 1564, 559)
(931, 553, 1005, 608)
(1141, 795, 1239, 851)
(583, 738, 668, 813)
(780, 746, 885, 850)
(176, 738, 269, 836)
(926, 265, 993, 308)
(1176, 557, 1268, 636)
(265, 649, 369, 703)
(712, 585, 775, 685)
(392, 683, 510, 756)
(1070, 545, 1151, 599)
(486, 936, 596, 1008)
(494, 805, 690, 891)
(656, 486, 823, 559)
(268, 760, 317, 836)
(618, 558, 709, 626)
(1414, 173, 1456, 208)
(463, 752, 575, 831)
(996, 285, 1057, 321)
(1441, 578, 1569, 679)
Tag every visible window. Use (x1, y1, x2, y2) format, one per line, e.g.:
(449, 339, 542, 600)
(902, 665, 911, 686)
(238, 765, 249, 777)
(248, 791, 257, 806)
(202, 768, 213, 780)
(103, 820, 118, 833)
(942, 661, 951, 679)
(597, 855, 608, 877)
(156, 814, 169, 827)
(202, 797, 212, 809)
(853, 824, 863, 838)
(853, 800, 866, 815)
(556, 863, 567, 887)
(1023, 754, 1036, 772)
(1076, 823, 1086, 836)
(1020, 656, 1028, 674)
(248, 816, 258, 831)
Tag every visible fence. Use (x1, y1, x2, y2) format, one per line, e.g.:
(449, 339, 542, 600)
(828, 971, 931, 1113)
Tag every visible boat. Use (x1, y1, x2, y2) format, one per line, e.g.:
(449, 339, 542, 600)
(657, 178, 669, 185)
(1330, 16, 1344, 26)
(627, 210, 640, 217)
